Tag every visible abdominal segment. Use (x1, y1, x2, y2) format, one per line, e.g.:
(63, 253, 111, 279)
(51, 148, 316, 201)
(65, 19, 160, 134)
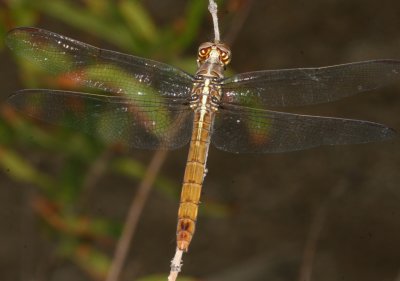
(176, 109, 213, 251)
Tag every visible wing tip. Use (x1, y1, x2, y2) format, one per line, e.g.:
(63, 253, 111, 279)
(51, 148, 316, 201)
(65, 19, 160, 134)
(6, 26, 41, 37)
(6, 27, 47, 51)
(7, 90, 29, 111)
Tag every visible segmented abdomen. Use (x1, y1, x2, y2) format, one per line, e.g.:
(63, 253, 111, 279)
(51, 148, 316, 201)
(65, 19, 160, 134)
(177, 109, 214, 251)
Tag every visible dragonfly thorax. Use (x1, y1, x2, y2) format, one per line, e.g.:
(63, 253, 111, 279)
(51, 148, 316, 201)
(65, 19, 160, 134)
(195, 41, 231, 80)
(189, 79, 222, 112)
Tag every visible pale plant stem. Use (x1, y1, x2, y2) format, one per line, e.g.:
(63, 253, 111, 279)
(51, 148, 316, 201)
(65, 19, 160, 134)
(298, 202, 327, 281)
(298, 183, 347, 281)
(106, 149, 168, 281)
(208, 0, 220, 42)
(224, 0, 254, 45)
(168, 248, 184, 281)
(395, 270, 400, 281)
(78, 148, 112, 210)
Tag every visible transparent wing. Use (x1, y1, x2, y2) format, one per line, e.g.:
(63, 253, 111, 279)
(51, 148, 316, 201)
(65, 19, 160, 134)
(8, 90, 193, 150)
(6, 27, 194, 100)
(221, 60, 400, 108)
(212, 104, 396, 153)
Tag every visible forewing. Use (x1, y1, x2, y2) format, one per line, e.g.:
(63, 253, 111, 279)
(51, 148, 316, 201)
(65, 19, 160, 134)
(212, 104, 396, 153)
(8, 90, 193, 150)
(221, 60, 400, 108)
(6, 27, 193, 100)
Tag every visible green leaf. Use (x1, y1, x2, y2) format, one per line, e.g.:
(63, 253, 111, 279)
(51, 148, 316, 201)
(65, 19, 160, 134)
(118, 0, 158, 44)
(111, 156, 180, 198)
(59, 240, 109, 280)
(84, 0, 110, 16)
(8, 0, 39, 26)
(58, 157, 86, 203)
(0, 146, 53, 189)
(174, 0, 207, 50)
(32, 0, 139, 52)
(8, 112, 100, 160)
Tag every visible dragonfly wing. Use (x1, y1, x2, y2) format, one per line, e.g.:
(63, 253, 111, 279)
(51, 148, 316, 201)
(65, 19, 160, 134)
(221, 60, 400, 107)
(212, 104, 396, 153)
(8, 90, 193, 150)
(6, 27, 193, 100)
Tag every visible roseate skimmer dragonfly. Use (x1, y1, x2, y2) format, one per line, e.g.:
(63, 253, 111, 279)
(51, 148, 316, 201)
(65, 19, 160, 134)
(6, 27, 397, 252)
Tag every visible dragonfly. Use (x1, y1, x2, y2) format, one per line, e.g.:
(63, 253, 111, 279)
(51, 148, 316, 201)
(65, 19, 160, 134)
(6, 27, 397, 252)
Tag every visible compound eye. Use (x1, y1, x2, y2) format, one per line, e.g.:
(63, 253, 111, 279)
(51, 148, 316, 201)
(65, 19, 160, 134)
(198, 47, 210, 59)
(218, 49, 231, 64)
(221, 52, 228, 61)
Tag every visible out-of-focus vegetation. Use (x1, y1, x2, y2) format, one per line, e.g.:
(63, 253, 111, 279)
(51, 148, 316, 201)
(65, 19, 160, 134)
(2, 1, 399, 281)
(0, 0, 228, 280)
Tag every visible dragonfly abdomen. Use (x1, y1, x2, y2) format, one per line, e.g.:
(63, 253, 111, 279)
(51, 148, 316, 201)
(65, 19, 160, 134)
(177, 109, 214, 251)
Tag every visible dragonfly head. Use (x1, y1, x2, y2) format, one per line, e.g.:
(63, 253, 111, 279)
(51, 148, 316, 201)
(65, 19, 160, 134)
(197, 42, 231, 67)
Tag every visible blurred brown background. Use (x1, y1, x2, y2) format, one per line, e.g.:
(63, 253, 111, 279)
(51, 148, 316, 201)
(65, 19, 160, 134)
(0, 0, 399, 281)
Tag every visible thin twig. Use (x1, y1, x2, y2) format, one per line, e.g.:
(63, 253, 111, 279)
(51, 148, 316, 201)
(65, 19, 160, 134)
(223, 0, 254, 45)
(298, 183, 347, 281)
(106, 149, 168, 281)
(297, 201, 327, 281)
(208, 0, 220, 42)
(168, 248, 184, 281)
(395, 270, 400, 281)
(78, 148, 113, 211)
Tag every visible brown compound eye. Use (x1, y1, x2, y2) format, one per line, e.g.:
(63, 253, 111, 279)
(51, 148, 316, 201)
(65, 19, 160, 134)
(198, 47, 211, 60)
(220, 51, 228, 60)
(221, 52, 231, 64)
(217, 46, 231, 65)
